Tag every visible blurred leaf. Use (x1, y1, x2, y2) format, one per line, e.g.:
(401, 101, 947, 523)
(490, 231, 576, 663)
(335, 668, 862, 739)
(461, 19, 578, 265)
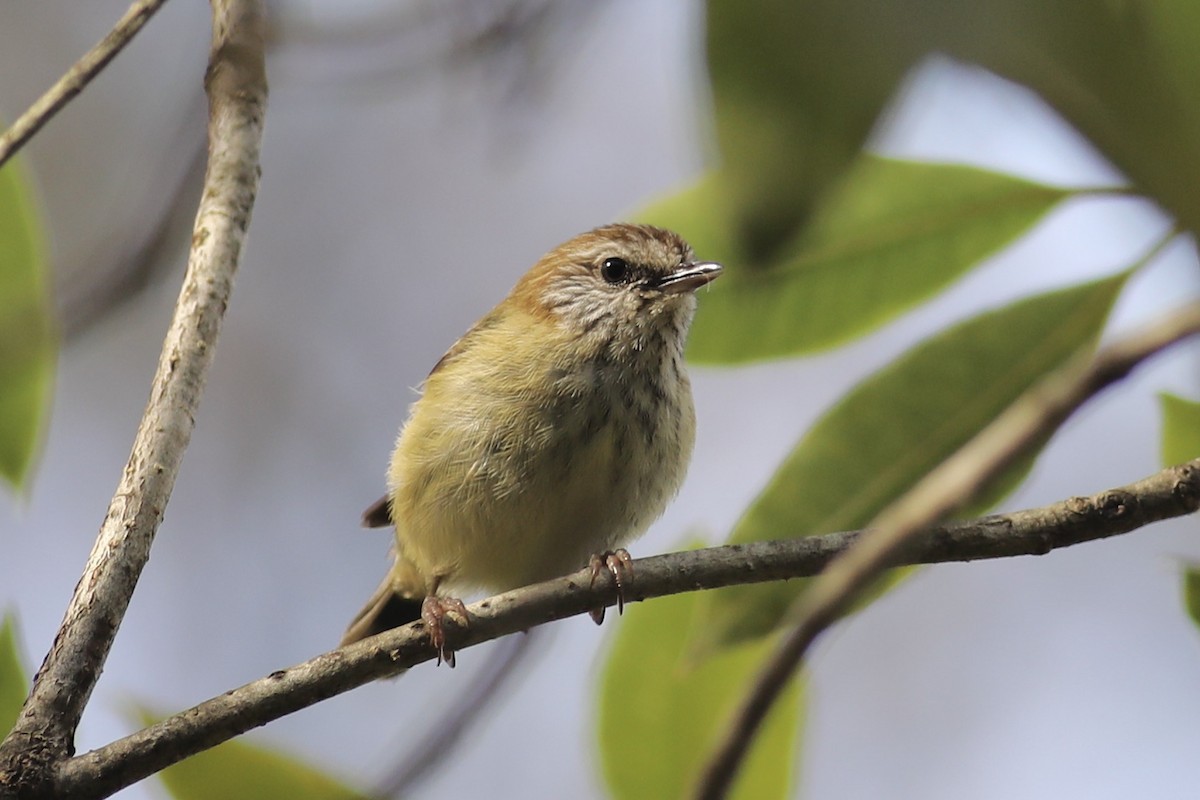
(644, 158, 1073, 363)
(0, 159, 54, 491)
(1183, 567, 1200, 634)
(1, 611, 30, 738)
(970, 0, 1200, 235)
(598, 586, 800, 800)
(703, 0, 1200, 240)
(133, 708, 368, 800)
(1159, 393, 1200, 466)
(701, 273, 1128, 648)
(706, 0, 923, 256)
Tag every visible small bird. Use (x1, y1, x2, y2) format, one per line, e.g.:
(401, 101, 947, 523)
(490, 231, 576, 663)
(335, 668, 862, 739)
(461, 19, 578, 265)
(342, 223, 721, 661)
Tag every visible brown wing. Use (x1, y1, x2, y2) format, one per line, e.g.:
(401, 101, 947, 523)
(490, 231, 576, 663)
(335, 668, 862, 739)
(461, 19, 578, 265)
(359, 308, 502, 530)
(340, 574, 424, 645)
(426, 306, 503, 378)
(361, 495, 392, 528)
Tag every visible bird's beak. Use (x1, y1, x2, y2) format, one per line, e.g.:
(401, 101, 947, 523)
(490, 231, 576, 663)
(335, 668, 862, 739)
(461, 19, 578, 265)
(656, 261, 723, 294)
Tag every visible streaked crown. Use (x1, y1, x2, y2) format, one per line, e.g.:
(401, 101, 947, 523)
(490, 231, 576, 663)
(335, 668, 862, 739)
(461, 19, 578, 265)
(512, 223, 720, 350)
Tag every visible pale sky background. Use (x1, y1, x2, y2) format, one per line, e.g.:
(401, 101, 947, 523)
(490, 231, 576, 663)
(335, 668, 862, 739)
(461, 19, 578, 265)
(2, 2, 1200, 799)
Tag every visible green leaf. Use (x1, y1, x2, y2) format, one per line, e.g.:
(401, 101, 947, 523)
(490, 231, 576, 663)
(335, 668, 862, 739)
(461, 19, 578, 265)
(705, 0, 922, 256)
(642, 158, 1072, 364)
(1183, 567, 1200, 633)
(703, 0, 1200, 260)
(0, 158, 55, 491)
(598, 586, 800, 800)
(1159, 393, 1200, 466)
(133, 708, 369, 800)
(0, 611, 30, 738)
(973, 0, 1200, 236)
(701, 273, 1128, 648)
(703, 0, 1200, 240)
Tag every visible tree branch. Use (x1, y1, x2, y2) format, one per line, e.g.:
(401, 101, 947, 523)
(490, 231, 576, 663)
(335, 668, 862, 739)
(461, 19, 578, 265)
(376, 630, 544, 797)
(0, 0, 171, 170)
(51, 456, 1200, 799)
(695, 301, 1200, 800)
(0, 2, 266, 796)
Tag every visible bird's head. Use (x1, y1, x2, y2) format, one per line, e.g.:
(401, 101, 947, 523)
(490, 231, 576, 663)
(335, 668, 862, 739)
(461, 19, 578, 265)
(512, 223, 722, 353)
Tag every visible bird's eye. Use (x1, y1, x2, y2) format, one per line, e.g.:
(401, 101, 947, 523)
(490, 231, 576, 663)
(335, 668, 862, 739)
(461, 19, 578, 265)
(600, 257, 630, 284)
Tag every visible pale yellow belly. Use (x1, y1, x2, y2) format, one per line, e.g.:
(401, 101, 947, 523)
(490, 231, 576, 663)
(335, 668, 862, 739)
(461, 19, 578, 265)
(389, 368, 694, 594)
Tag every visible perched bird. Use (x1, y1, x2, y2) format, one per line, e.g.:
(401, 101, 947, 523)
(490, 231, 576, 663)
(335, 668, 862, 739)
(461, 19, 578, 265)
(342, 223, 721, 661)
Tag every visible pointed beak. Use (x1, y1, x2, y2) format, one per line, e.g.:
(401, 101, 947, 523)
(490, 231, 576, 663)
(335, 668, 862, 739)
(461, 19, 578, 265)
(656, 261, 723, 295)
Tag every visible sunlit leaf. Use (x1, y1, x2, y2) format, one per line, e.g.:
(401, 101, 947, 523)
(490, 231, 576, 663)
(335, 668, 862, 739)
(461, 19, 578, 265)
(133, 708, 368, 800)
(643, 158, 1072, 363)
(598, 585, 800, 800)
(701, 273, 1128, 648)
(1159, 393, 1200, 467)
(0, 611, 30, 738)
(0, 159, 54, 491)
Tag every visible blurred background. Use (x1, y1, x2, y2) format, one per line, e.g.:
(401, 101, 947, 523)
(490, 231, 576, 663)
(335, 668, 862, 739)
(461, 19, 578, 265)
(2, 1, 1199, 798)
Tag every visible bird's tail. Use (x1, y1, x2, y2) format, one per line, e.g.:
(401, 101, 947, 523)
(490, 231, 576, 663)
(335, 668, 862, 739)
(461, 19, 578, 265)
(340, 574, 424, 646)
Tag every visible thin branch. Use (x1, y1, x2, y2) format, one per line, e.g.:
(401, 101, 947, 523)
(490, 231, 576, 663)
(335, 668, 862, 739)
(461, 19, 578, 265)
(694, 301, 1200, 800)
(60, 108, 208, 339)
(0, 2, 266, 796)
(51, 456, 1200, 800)
(0, 0, 171, 170)
(377, 630, 544, 797)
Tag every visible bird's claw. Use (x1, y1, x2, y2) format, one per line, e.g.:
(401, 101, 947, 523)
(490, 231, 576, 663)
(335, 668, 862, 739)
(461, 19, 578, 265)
(421, 595, 470, 667)
(588, 548, 633, 625)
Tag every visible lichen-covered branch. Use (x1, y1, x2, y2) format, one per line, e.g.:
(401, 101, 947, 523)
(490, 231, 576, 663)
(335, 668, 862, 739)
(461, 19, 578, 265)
(0, 2, 267, 796)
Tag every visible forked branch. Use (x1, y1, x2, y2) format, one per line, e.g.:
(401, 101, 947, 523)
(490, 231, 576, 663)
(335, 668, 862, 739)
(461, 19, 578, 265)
(0, 2, 267, 796)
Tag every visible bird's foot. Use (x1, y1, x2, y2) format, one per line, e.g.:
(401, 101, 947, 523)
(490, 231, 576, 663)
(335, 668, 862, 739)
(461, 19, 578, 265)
(588, 548, 633, 625)
(421, 595, 470, 667)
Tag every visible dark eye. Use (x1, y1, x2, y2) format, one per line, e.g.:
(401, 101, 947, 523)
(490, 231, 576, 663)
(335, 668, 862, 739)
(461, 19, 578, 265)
(600, 257, 630, 284)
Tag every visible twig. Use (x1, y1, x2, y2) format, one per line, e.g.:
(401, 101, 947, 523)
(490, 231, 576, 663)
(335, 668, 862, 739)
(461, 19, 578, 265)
(377, 630, 544, 797)
(60, 110, 208, 339)
(0, 2, 267, 796)
(51, 456, 1200, 800)
(694, 301, 1200, 800)
(0, 0, 171, 170)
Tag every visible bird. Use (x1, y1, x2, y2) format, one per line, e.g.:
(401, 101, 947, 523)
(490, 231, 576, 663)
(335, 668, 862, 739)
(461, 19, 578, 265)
(341, 222, 721, 663)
